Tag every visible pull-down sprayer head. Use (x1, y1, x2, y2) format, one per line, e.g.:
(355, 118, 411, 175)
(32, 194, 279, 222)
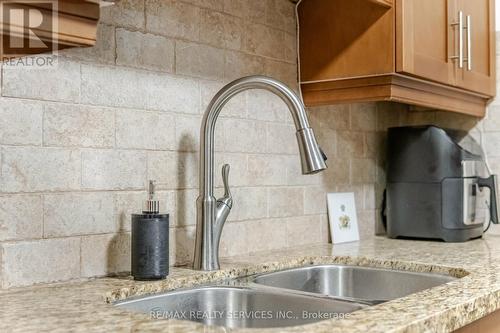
(296, 128, 327, 174)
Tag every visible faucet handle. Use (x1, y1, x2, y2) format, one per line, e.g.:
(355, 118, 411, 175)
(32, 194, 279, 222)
(219, 164, 233, 208)
(222, 164, 230, 195)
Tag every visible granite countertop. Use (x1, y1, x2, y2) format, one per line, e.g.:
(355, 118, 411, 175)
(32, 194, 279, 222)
(2, 236, 500, 332)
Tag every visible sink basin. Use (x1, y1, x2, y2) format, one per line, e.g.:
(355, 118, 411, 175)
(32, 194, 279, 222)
(115, 286, 363, 329)
(115, 264, 458, 328)
(252, 265, 457, 304)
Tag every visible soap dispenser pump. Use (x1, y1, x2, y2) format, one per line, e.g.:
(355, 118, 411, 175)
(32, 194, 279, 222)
(131, 180, 169, 280)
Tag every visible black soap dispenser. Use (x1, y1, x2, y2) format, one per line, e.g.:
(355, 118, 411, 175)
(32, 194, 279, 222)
(131, 180, 169, 280)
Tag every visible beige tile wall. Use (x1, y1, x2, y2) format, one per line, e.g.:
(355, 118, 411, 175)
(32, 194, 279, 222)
(0, 0, 319, 289)
(0, 0, 496, 289)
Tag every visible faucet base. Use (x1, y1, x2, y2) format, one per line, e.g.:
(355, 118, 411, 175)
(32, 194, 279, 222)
(193, 195, 221, 271)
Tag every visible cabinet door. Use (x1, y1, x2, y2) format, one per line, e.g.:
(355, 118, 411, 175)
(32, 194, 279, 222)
(455, 0, 496, 96)
(396, 0, 456, 86)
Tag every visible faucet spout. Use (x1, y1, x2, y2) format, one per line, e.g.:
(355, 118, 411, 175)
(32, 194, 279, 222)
(193, 76, 327, 271)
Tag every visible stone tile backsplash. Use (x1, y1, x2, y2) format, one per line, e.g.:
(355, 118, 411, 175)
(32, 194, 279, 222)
(0, 0, 495, 289)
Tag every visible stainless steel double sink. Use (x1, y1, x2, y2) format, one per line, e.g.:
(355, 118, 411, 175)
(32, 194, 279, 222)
(115, 264, 457, 329)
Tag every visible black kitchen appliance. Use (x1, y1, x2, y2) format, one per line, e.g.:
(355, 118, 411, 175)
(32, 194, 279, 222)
(385, 125, 499, 242)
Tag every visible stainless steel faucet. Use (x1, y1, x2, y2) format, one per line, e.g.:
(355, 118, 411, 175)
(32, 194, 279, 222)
(193, 76, 327, 271)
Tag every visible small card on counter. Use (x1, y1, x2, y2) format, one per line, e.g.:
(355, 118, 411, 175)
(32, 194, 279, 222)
(327, 192, 360, 244)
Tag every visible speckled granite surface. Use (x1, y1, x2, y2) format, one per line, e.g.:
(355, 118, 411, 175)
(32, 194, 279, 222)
(2, 236, 500, 332)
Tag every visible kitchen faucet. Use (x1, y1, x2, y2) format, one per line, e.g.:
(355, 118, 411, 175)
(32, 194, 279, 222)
(193, 76, 328, 271)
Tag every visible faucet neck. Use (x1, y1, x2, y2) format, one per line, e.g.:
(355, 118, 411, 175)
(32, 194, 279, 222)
(199, 76, 311, 197)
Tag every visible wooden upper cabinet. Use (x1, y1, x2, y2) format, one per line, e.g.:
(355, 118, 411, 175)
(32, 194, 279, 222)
(299, 0, 496, 117)
(398, 0, 496, 96)
(1, 0, 100, 59)
(368, 0, 393, 8)
(455, 0, 496, 96)
(396, 0, 455, 86)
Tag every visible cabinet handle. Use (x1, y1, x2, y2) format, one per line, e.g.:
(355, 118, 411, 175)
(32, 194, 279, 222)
(450, 11, 464, 69)
(466, 15, 472, 71)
